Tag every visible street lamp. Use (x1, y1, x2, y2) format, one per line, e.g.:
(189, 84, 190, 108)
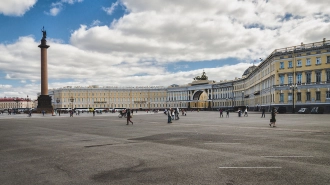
(290, 84, 298, 113)
(241, 91, 244, 106)
(56, 98, 60, 109)
(13, 98, 19, 114)
(27, 95, 29, 109)
(70, 97, 74, 110)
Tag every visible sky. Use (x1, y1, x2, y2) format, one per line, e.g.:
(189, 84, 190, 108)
(1, 0, 330, 100)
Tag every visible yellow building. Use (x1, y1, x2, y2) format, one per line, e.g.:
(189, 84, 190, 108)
(48, 39, 330, 113)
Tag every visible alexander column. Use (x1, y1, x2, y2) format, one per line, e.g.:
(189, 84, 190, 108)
(37, 27, 53, 112)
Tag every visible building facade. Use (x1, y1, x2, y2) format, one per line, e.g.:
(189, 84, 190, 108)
(0, 97, 33, 110)
(47, 39, 330, 113)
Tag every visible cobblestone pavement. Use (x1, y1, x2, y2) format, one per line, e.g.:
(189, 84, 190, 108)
(0, 111, 329, 185)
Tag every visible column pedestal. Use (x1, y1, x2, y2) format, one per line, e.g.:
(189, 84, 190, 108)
(36, 95, 53, 113)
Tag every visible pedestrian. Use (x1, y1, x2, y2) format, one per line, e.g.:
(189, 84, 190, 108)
(42, 110, 45, 116)
(93, 110, 95, 117)
(261, 107, 265, 118)
(126, 109, 133, 125)
(70, 110, 73, 117)
(238, 108, 241, 117)
(244, 108, 248, 117)
(171, 109, 174, 120)
(167, 108, 172, 123)
(270, 107, 277, 127)
(219, 108, 223, 117)
(28, 110, 32, 117)
(226, 109, 229, 118)
(58, 110, 61, 116)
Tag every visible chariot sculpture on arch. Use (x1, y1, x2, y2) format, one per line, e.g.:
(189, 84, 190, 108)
(194, 70, 208, 81)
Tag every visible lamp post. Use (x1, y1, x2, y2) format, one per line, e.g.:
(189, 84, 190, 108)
(290, 84, 298, 113)
(269, 86, 272, 112)
(27, 95, 29, 109)
(56, 98, 60, 109)
(14, 98, 19, 114)
(70, 97, 74, 110)
(241, 91, 244, 106)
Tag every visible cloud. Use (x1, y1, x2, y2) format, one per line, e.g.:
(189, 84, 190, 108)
(2, 0, 330, 99)
(102, 1, 119, 15)
(0, 0, 37, 16)
(91, 20, 101, 27)
(45, 0, 83, 16)
(71, 0, 330, 64)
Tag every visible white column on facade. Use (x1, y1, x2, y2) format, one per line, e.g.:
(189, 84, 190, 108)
(210, 88, 213, 99)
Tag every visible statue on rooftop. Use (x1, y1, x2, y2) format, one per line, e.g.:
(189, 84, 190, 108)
(194, 70, 208, 80)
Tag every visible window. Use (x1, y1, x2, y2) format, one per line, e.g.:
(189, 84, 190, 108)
(288, 61, 292, 68)
(288, 93, 292, 101)
(316, 57, 321, 65)
(327, 70, 330, 82)
(327, 91, 330, 99)
(288, 74, 293, 84)
(327, 56, 330, 63)
(306, 92, 311, 101)
(297, 92, 301, 101)
(297, 60, 302, 67)
(306, 58, 311, 66)
(280, 62, 284, 69)
(316, 92, 321, 101)
(296, 73, 302, 84)
(280, 75, 284, 85)
(306, 72, 311, 84)
(316, 71, 321, 83)
(280, 93, 284, 102)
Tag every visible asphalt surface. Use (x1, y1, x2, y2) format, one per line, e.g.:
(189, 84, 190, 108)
(0, 111, 329, 185)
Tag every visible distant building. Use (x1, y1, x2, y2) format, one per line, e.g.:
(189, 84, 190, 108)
(0, 97, 33, 110)
(46, 39, 330, 113)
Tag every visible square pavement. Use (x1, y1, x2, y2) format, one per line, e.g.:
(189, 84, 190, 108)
(0, 111, 329, 185)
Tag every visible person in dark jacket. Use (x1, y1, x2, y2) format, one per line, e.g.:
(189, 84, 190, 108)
(261, 108, 265, 118)
(270, 107, 277, 127)
(126, 109, 133, 125)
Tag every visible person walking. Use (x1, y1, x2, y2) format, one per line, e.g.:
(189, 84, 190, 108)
(126, 109, 133, 125)
(226, 109, 229, 118)
(220, 108, 223, 117)
(270, 107, 277, 127)
(42, 110, 45, 116)
(93, 109, 95, 117)
(167, 108, 172, 123)
(261, 108, 265, 118)
(58, 110, 61, 116)
(244, 108, 248, 117)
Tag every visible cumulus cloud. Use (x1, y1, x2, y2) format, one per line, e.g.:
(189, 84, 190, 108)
(0, 0, 37, 16)
(45, 0, 83, 16)
(2, 0, 330, 99)
(71, 0, 330, 63)
(102, 1, 119, 15)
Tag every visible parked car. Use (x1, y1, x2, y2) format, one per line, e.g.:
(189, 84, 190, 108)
(310, 107, 324, 114)
(298, 108, 309, 114)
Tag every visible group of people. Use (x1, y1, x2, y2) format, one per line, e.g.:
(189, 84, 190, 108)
(166, 108, 180, 123)
(219, 107, 277, 127)
(218, 109, 230, 118)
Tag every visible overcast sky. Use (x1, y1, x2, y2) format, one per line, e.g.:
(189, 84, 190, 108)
(1, 0, 330, 99)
